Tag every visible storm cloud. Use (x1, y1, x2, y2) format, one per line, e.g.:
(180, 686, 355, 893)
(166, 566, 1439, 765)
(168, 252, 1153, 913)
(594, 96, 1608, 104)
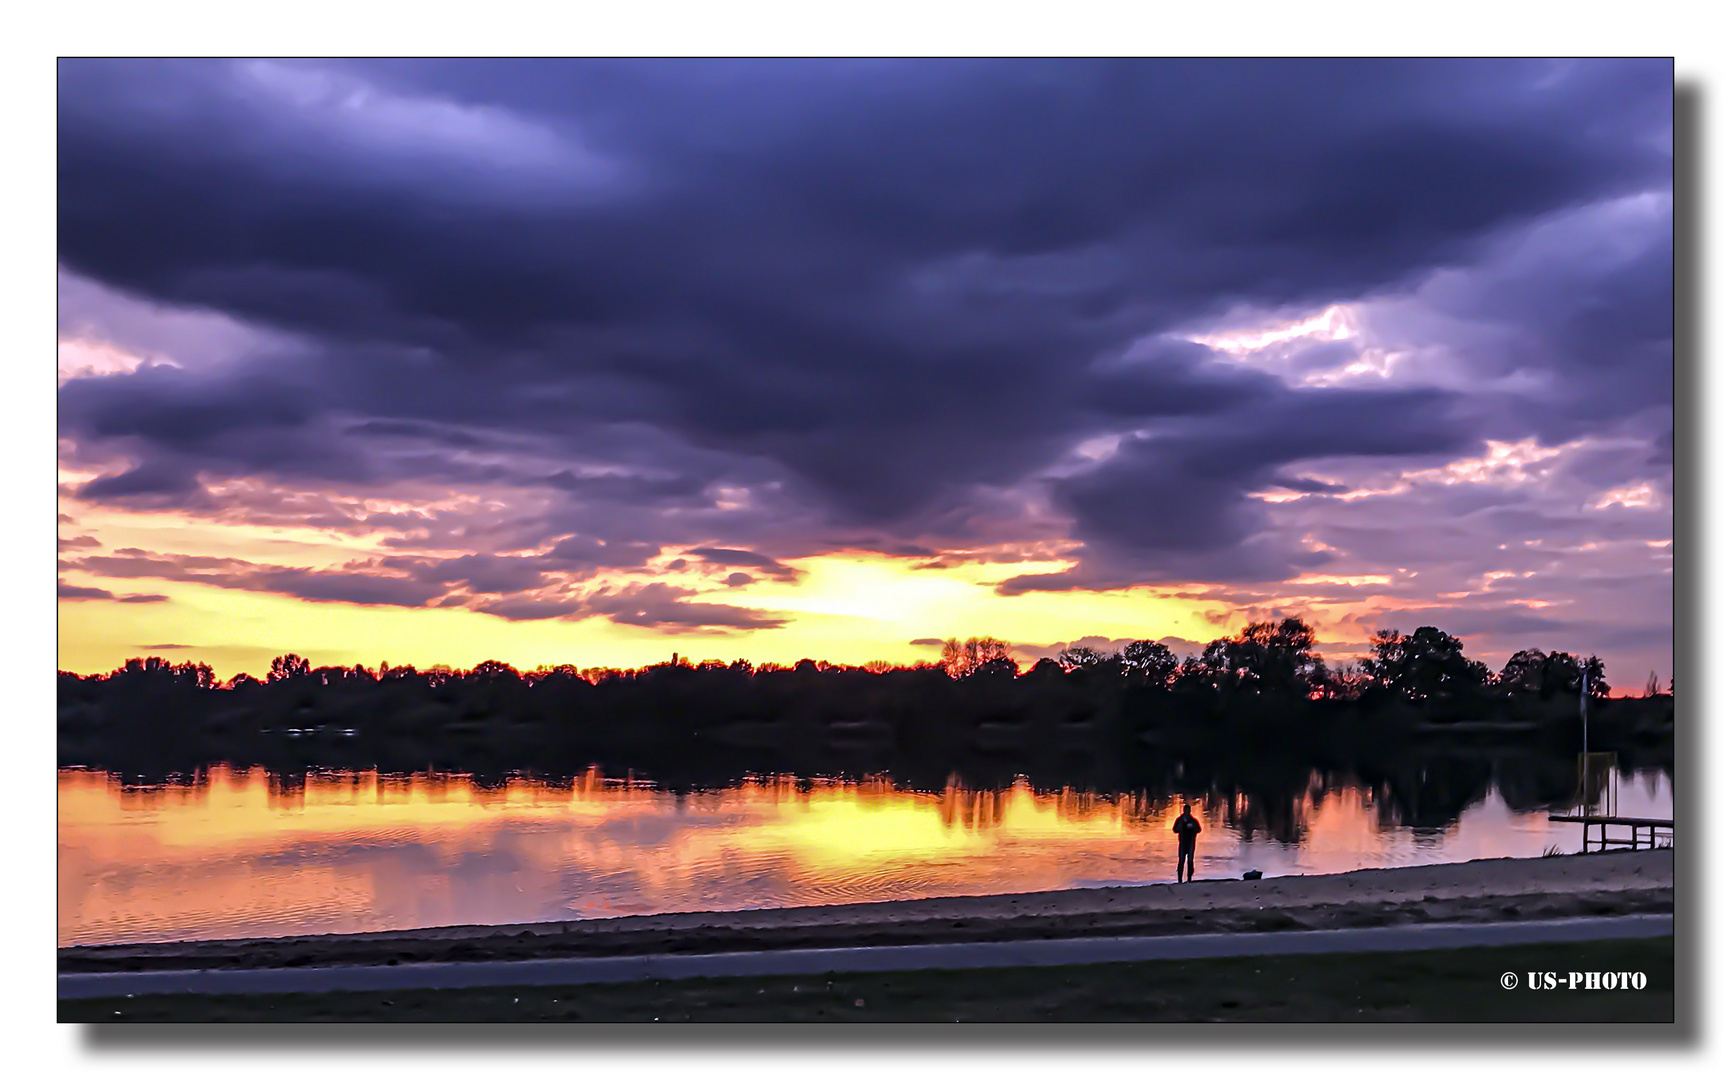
(56, 60, 1672, 677)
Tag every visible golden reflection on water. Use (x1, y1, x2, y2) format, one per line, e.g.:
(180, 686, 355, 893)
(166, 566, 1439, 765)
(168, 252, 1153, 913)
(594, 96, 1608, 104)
(57, 765, 1670, 947)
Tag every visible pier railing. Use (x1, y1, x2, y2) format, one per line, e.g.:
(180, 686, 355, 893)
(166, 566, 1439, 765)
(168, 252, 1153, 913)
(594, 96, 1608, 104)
(1546, 813, 1673, 852)
(1548, 750, 1670, 850)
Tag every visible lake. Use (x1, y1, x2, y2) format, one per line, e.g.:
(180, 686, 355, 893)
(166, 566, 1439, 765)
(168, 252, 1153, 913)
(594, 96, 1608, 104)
(58, 764, 1673, 947)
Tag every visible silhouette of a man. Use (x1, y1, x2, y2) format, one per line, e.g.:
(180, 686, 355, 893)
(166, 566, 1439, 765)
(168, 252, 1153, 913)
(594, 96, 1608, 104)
(1172, 802, 1201, 882)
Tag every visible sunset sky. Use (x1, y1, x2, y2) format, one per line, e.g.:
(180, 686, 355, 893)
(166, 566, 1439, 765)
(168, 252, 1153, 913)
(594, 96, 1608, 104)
(56, 59, 1673, 690)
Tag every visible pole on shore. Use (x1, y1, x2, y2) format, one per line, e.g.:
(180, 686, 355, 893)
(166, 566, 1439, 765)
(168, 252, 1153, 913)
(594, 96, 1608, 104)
(1581, 667, 1590, 853)
(1576, 658, 1609, 852)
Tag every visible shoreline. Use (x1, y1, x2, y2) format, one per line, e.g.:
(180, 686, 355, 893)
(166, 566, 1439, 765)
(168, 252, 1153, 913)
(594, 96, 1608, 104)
(60, 849, 1672, 974)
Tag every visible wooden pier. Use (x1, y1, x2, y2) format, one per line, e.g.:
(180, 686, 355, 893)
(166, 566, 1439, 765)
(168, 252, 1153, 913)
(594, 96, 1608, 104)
(1548, 814, 1673, 853)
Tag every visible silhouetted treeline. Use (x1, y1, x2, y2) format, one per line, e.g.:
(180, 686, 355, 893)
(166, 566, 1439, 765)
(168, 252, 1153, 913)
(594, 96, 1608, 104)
(59, 618, 1672, 793)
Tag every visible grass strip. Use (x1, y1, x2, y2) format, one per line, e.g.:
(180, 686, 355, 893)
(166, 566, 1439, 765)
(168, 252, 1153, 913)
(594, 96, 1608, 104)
(61, 935, 1674, 1023)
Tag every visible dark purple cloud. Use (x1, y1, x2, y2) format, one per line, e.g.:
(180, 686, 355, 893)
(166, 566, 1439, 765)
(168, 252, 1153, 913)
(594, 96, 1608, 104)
(70, 549, 448, 608)
(471, 596, 584, 622)
(60, 547, 784, 630)
(57, 580, 169, 603)
(57, 583, 114, 600)
(55, 59, 1672, 677)
(581, 583, 787, 630)
(684, 547, 800, 581)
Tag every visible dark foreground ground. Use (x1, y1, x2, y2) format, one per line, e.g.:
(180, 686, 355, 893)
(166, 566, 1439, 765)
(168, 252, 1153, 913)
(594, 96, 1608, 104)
(62, 936, 1672, 1023)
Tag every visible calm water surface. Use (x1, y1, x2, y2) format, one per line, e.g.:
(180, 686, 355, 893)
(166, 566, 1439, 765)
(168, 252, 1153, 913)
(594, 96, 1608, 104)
(58, 765, 1673, 947)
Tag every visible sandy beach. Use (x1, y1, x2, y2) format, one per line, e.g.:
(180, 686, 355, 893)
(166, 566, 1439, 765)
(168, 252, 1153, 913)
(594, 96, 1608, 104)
(59, 849, 1671, 974)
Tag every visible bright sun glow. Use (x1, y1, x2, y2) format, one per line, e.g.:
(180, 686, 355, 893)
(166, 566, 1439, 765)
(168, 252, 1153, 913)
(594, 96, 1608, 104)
(56, 497, 1243, 678)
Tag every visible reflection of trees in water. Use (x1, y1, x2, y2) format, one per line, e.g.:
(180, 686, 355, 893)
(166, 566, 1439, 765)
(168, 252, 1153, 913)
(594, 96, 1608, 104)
(1208, 771, 1332, 846)
(1112, 791, 1170, 825)
(934, 779, 1148, 830)
(1046, 786, 1148, 825)
(1143, 752, 1669, 845)
(1488, 756, 1584, 812)
(1349, 757, 1498, 831)
(938, 783, 1008, 829)
(73, 747, 1672, 850)
(95, 750, 1666, 838)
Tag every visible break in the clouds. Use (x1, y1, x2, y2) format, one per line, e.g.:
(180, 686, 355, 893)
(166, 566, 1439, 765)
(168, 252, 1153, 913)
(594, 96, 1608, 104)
(57, 59, 1673, 681)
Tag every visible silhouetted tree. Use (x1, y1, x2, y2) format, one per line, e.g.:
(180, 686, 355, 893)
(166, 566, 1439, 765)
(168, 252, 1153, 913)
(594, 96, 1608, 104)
(1172, 653, 1214, 690)
(941, 636, 1012, 678)
(1121, 640, 1179, 686)
(1316, 662, 1369, 701)
(1363, 629, 1406, 687)
(1499, 649, 1602, 699)
(1056, 645, 1118, 673)
(57, 615, 1670, 788)
(1199, 617, 1326, 696)
(268, 654, 311, 683)
(175, 662, 217, 689)
(1359, 626, 1489, 702)
(1025, 657, 1066, 680)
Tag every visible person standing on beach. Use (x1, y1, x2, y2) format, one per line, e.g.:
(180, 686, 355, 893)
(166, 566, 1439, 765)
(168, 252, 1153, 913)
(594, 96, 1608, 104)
(1172, 803, 1201, 882)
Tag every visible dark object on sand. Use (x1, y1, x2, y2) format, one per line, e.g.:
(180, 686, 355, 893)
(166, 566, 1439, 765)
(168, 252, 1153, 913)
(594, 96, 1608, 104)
(1243, 870, 1263, 880)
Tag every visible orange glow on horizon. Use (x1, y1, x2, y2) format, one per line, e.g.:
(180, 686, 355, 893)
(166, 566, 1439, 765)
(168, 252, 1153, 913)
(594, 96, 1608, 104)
(57, 491, 1249, 677)
(60, 466, 1646, 679)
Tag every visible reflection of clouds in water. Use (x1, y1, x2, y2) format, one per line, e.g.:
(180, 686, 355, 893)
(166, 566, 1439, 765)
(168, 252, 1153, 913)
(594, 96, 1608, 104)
(575, 810, 753, 849)
(252, 838, 451, 870)
(449, 844, 525, 877)
(1618, 771, 1672, 818)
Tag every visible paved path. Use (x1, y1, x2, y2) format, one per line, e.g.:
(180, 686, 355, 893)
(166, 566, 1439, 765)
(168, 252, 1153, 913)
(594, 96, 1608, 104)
(58, 913, 1672, 1000)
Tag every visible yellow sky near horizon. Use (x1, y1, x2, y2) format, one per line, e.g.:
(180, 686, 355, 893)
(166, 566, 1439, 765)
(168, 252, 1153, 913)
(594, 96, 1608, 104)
(57, 452, 1340, 680)
(57, 482, 1255, 678)
(60, 448, 1660, 690)
(64, 484, 1651, 689)
(52, 483, 1512, 682)
(56, 549, 1247, 680)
